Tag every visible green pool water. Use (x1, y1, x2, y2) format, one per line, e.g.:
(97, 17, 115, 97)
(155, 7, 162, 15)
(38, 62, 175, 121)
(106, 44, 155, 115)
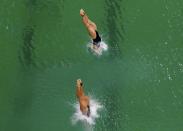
(0, 0, 183, 131)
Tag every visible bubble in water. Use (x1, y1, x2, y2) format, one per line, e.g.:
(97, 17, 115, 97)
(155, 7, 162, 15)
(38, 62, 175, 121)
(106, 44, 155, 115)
(71, 98, 103, 126)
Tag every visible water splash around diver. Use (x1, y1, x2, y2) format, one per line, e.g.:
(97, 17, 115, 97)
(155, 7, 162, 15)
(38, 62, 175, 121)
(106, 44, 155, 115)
(71, 98, 103, 125)
(87, 41, 108, 56)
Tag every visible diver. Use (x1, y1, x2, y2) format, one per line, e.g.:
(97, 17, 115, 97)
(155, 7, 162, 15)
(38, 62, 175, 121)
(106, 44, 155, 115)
(76, 79, 90, 117)
(80, 9, 102, 49)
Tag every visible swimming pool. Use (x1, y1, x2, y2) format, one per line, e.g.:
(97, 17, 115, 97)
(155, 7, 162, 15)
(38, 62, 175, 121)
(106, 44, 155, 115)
(0, 0, 183, 131)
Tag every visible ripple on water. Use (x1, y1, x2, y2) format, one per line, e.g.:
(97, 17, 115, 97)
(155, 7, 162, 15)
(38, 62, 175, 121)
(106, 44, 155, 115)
(71, 97, 103, 126)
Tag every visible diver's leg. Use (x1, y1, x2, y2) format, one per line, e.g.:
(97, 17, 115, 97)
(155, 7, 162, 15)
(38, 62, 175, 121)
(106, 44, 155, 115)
(89, 20, 97, 30)
(87, 26, 96, 39)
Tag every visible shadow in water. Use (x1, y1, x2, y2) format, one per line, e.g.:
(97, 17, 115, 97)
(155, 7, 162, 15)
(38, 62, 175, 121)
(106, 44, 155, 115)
(12, 0, 37, 123)
(11, 25, 35, 130)
(19, 26, 35, 68)
(15, 0, 66, 119)
(19, 0, 37, 68)
(19, 0, 65, 68)
(104, 0, 125, 59)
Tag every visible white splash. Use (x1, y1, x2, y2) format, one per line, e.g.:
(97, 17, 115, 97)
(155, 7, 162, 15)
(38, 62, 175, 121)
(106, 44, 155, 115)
(87, 41, 108, 56)
(71, 98, 103, 125)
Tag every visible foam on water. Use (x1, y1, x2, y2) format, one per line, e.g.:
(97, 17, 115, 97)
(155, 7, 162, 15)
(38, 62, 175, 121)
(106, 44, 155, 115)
(87, 41, 108, 56)
(71, 97, 103, 126)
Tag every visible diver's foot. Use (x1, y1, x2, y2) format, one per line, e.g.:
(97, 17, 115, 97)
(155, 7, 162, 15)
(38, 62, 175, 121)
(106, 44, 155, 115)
(80, 9, 85, 16)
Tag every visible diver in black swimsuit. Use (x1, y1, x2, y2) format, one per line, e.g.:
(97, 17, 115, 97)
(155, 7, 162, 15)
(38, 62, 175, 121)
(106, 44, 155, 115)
(80, 9, 101, 49)
(93, 31, 101, 47)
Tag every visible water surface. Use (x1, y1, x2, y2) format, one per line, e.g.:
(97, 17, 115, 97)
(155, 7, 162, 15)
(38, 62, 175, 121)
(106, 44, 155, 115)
(0, 0, 183, 131)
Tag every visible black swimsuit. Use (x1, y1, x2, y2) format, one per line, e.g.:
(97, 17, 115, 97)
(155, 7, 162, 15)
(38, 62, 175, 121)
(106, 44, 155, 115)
(92, 31, 101, 47)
